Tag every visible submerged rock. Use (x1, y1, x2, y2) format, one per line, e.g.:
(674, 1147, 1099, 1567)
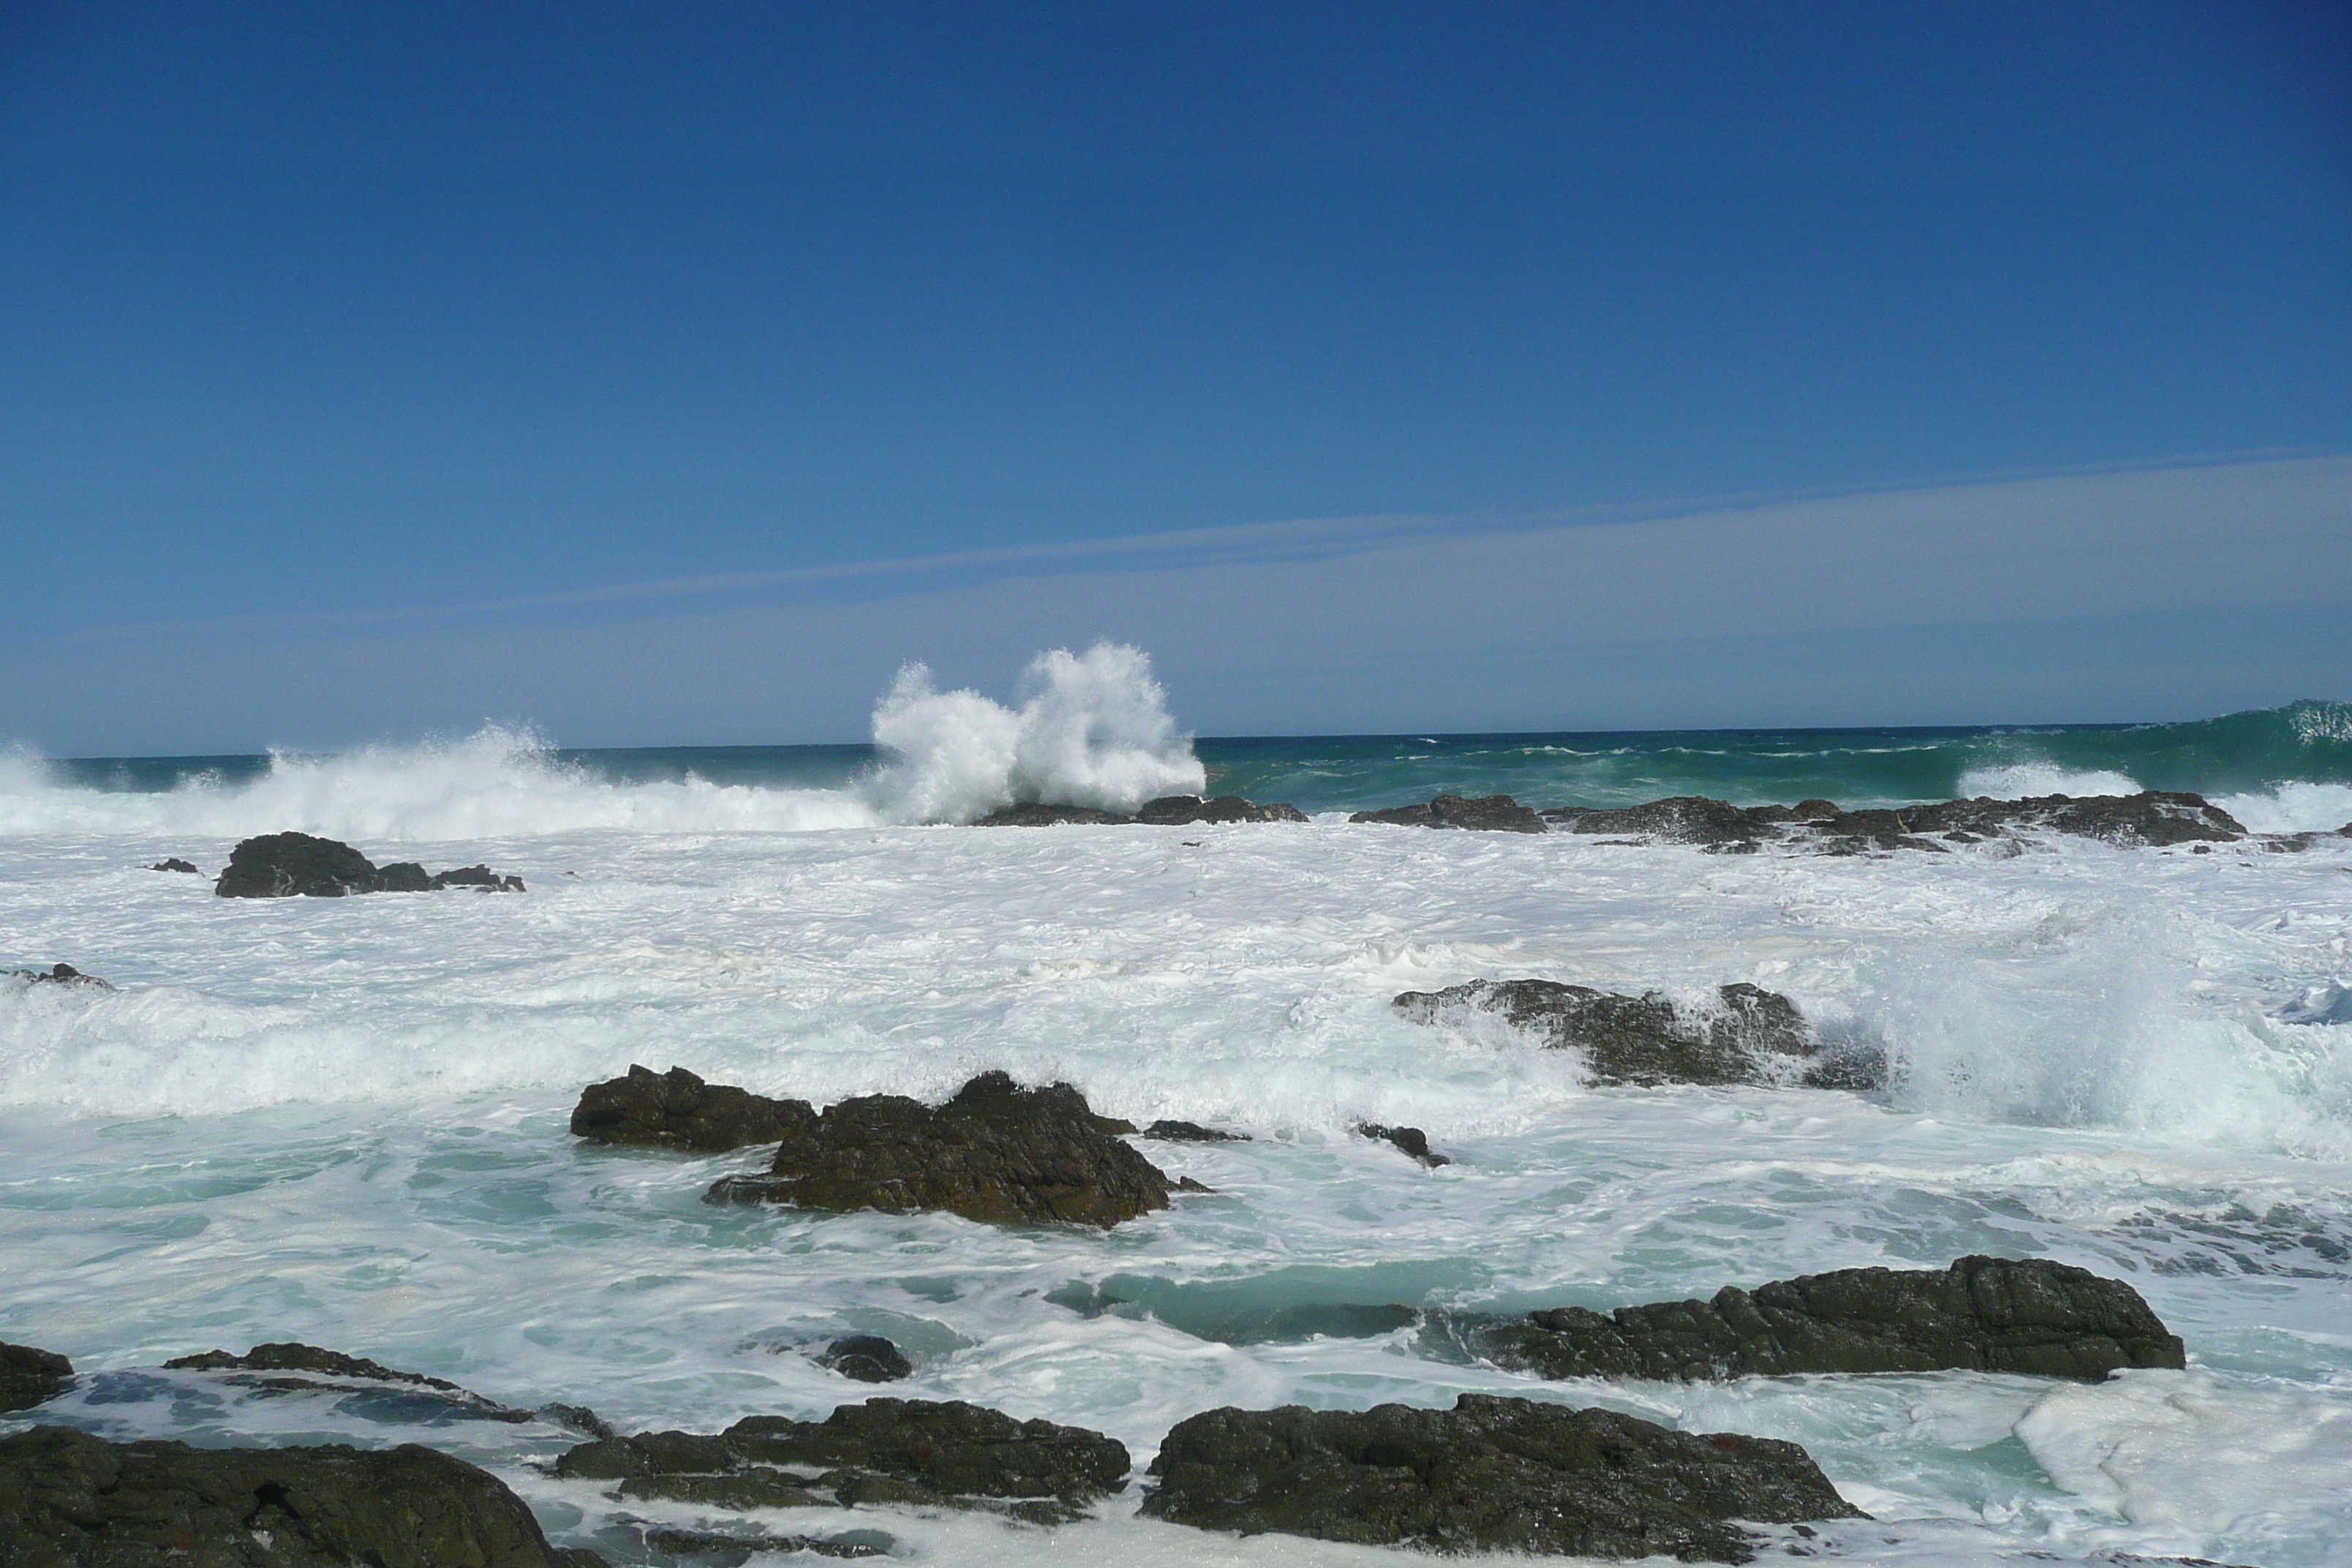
(706, 1071, 1179, 1228)
(0, 1423, 603, 1567)
(1140, 1119, 1251, 1142)
(570, 1065, 818, 1153)
(1139, 1392, 1861, 1563)
(0, 1342, 72, 1412)
(641, 1526, 889, 1558)
(817, 1335, 912, 1383)
(554, 1398, 1129, 1524)
(1542, 790, 2247, 851)
(214, 832, 527, 897)
(971, 803, 1134, 826)
(162, 1341, 573, 1428)
(1349, 794, 1545, 832)
(1449, 1256, 2185, 1382)
(146, 858, 200, 874)
(973, 795, 1305, 826)
(6, 963, 110, 990)
(1544, 795, 1763, 845)
(1354, 1123, 1450, 1166)
(1394, 979, 1880, 1089)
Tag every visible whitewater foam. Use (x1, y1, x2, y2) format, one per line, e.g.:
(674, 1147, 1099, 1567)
(1954, 762, 2146, 800)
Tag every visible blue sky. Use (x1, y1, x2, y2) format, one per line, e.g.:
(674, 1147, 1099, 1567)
(3, 2, 2347, 752)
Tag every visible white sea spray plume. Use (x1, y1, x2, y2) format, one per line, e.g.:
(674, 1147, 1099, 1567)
(867, 642, 1207, 822)
(1956, 762, 2145, 799)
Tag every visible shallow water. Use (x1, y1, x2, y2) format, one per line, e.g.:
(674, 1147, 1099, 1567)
(5, 811, 2351, 1566)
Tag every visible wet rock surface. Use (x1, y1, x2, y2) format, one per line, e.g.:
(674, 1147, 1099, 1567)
(6, 964, 110, 990)
(555, 1398, 1130, 1524)
(1543, 790, 2250, 852)
(1354, 1123, 1450, 1166)
(1395, 979, 1880, 1089)
(973, 794, 1305, 826)
(640, 1525, 889, 1558)
(1140, 1119, 1251, 1142)
(705, 1071, 1178, 1227)
(162, 1342, 605, 1433)
(1349, 793, 1546, 832)
(816, 1335, 912, 1383)
(570, 1065, 818, 1153)
(145, 858, 200, 873)
(0, 1423, 603, 1567)
(1445, 1256, 2185, 1382)
(1139, 1392, 1861, 1562)
(214, 832, 525, 897)
(0, 1342, 72, 1412)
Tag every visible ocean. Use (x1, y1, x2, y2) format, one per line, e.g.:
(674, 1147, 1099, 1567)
(4, 655, 2350, 1567)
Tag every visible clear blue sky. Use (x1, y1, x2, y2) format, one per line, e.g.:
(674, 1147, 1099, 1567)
(4, 1, 2347, 752)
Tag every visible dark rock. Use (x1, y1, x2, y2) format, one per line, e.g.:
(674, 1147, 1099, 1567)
(1395, 979, 1878, 1090)
(7, 963, 111, 990)
(1354, 1123, 1450, 1166)
(146, 858, 200, 874)
(1136, 795, 1308, 825)
(570, 1065, 818, 1153)
(705, 1071, 1179, 1228)
(1141, 1119, 1251, 1142)
(817, 1335, 912, 1383)
(540, 1403, 616, 1439)
(1542, 790, 2247, 852)
(215, 831, 383, 897)
(1453, 1256, 2185, 1382)
(432, 864, 527, 892)
(1350, 794, 1546, 832)
(1139, 1392, 1861, 1562)
(163, 1341, 536, 1424)
(642, 1526, 889, 1558)
(0, 1342, 72, 1412)
(377, 860, 434, 892)
(972, 804, 1134, 826)
(0, 1423, 600, 1567)
(1543, 796, 1762, 845)
(555, 1398, 1129, 1524)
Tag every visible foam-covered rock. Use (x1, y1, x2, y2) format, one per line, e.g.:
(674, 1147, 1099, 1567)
(706, 1071, 1177, 1228)
(1542, 790, 2247, 851)
(570, 1065, 818, 1153)
(817, 1335, 912, 1383)
(1349, 794, 1545, 832)
(0, 1424, 603, 1567)
(1447, 1256, 2185, 1382)
(5, 964, 110, 990)
(214, 833, 526, 897)
(1139, 1392, 1860, 1562)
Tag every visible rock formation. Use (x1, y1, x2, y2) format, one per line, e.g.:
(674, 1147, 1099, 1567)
(1544, 790, 2250, 853)
(1349, 794, 1545, 832)
(972, 794, 1305, 826)
(705, 1071, 1179, 1228)
(1139, 1392, 1861, 1562)
(0, 1342, 72, 1412)
(570, 1065, 818, 1153)
(816, 1335, 912, 1383)
(6, 964, 110, 990)
(1444, 1256, 2185, 1382)
(1393, 979, 1882, 1089)
(164, 1341, 608, 1434)
(214, 832, 524, 897)
(0, 1424, 604, 1567)
(555, 1398, 1129, 1524)
(146, 858, 200, 873)
(1354, 1123, 1450, 1166)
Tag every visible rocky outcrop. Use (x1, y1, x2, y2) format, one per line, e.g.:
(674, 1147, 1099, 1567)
(817, 1335, 912, 1383)
(0, 1343, 72, 1412)
(1395, 979, 1881, 1089)
(570, 1065, 818, 1153)
(7, 964, 110, 990)
(0, 1424, 603, 1567)
(706, 1071, 1179, 1228)
(1355, 1123, 1450, 1166)
(1447, 1256, 2185, 1382)
(1349, 794, 1545, 832)
(641, 1526, 887, 1559)
(973, 795, 1305, 826)
(1543, 791, 2248, 852)
(554, 1398, 1129, 1524)
(1140, 1120, 1251, 1142)
(163, 1341, 608, 1434)
(214, 832, 524, 897)
(146, 858, 200, 874)
(1139, 1392, 1860, 1562)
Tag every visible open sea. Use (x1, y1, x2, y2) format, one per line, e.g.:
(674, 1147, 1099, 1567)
(5, 663, 2351, 1567)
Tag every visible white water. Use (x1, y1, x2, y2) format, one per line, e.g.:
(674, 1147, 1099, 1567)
(5, 655, 2352, 1566)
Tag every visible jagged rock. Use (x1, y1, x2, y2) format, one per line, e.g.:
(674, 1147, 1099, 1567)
(571, 1065, 818, 1153)
(1141, 1120, 1251, 1142)
(1349, 794, 1546, 832)
(146, 858, 200, 874)
(1447, 1256, 2185, 1382)
(1354, 1123, 1450, 1166)
(7, 964, 110, 990)
(214, 832, 528, 897)
(972, 804, 1134, 826)
(0, 1343, 72, 1412)
(642, 1526, 888, 1558)
(0, 1424, 603, 1567)
(1139, 1392, 1861, 1562)
(817, 1335, 912, 1383)
(163, 1341, 541, 1425)
(1393, 979, 1881, 1089)
(1542, 790, 2247, 851)
(555, 1398, 1129, 1524)
(1136, 795, 1308, 824)
(706, 1071, 1178, 1228)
